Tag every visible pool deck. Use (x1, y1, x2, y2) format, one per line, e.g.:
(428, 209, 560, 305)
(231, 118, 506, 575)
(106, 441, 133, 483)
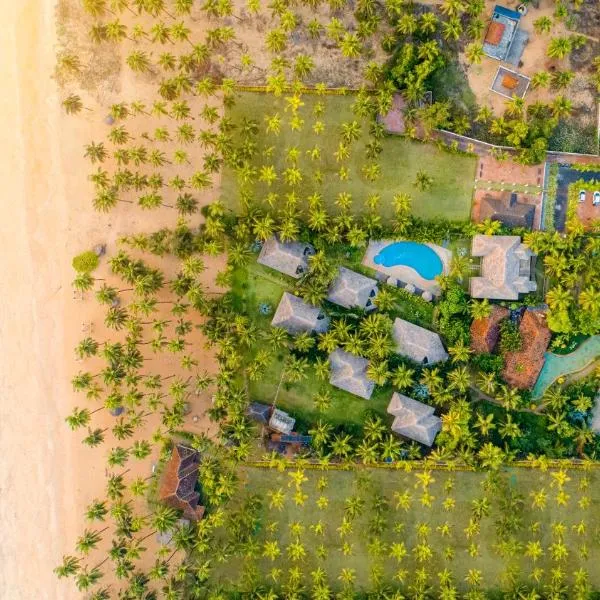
(362, 240, 452, 296)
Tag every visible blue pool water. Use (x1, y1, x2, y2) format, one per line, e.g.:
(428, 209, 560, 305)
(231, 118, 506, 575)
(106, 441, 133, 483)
(374, 242, 443, 280)
(532, 335, 600, 399)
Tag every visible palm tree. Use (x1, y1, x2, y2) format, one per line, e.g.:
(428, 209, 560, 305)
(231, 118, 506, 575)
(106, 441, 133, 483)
(62, 94, 87, 115)
(534, 16, 552, 34)
(531, 71, 550, 89)
(470, 299, 491, 320)
(547, 37, 572, 59)
(391, 364, 414, 390)
(54, 555, 81, 578)
(465, 42, 484, 64)
(413, 170, 433, 192)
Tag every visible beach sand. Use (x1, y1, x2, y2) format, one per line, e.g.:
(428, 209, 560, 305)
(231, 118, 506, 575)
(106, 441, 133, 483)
(0, 1, 222, 597)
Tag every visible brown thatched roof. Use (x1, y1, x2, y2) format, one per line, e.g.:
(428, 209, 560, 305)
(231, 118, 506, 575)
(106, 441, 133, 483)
(159, 445, 205, 521)
(470, 305, 510, 354)
(485, 21, 506, 46)
(503, 309, 551, 389)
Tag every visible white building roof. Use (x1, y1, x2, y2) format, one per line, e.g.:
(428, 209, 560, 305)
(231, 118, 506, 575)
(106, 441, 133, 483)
(470, 234, 537, 300)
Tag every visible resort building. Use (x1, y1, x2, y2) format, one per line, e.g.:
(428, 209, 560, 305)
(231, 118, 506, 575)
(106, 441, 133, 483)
(392, 318, 448, 365)
(362, 240, 451, 298)
(159, 444, 205, 521)
(326, 267, 378, 311)
(269, 408, 296, 434)
(503, 309, 551, 390)
(257, 236, 315, 279)
(470, 235, 537, 300)
(387, 392, 441, 447)
(246, 402, 272, 425)
(483, 5, 528, 65)
(478, 192, 537, 230)
(271, 292, 329, 335)
(470, 305, 510, 354)
(329, 348, 375, 400)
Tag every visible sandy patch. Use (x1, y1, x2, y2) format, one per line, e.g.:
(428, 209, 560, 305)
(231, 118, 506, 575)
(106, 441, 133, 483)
(1, 1, 224, 597)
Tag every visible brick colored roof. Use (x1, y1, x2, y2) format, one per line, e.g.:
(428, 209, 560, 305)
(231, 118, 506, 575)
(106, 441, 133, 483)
(159, 444, 205, 521)
(503, 310, 551, 389)
(485, 21, 506, 45)
(470, 305, 510, 354)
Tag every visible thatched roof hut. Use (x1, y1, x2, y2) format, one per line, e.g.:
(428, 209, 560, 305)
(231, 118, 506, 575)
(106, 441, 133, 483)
(387, 392, 441, 446)
(257, 236, 315, 278)
(392, 318, 448, 365)
(470, 235, 537, 300)
(329, 348, 375, 400)
(327, 267, 378, 311)
(159, 444, 205, 521)
(271, 292, 329, 335)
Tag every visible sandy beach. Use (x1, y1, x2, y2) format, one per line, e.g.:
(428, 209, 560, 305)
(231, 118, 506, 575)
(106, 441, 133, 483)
(0, 1, 221, 597)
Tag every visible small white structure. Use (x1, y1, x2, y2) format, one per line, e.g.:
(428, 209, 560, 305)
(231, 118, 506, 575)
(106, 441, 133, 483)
(329, 348, 375, 400)
(470, 235, 537, 300)
(327, 267, 378, 311)
(271, 292, 329, 335)
(387, 392, 441, 446)
(258, 236, 315, 278)
(269, 408, 296, 434)
(392, 318, 448, 365)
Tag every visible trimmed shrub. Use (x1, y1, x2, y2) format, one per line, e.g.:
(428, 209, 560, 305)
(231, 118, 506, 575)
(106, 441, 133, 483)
(72, 250, 100, 273)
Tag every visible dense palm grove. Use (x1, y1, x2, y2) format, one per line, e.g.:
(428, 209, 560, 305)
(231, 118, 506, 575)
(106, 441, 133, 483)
(54, 0, 600, 597)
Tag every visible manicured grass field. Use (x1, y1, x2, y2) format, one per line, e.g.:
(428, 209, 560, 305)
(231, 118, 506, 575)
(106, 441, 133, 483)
(208, 465, 600, 594)
(223, 91, 476, 222)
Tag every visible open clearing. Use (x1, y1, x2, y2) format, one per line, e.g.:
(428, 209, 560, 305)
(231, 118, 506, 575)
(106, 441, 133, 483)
(222, 92, 477, 222)
(209, 465, 600, 593)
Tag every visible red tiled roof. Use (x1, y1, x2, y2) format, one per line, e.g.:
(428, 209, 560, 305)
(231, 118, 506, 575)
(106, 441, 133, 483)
(485, 21, 506, 45)
(159, 444, 205, 521)
(471, 305, 510, 354)
(503, 310, 551, 390)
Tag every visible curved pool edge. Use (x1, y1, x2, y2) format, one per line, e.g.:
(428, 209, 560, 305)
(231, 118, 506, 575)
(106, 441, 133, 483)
(532, 335, 600, 399)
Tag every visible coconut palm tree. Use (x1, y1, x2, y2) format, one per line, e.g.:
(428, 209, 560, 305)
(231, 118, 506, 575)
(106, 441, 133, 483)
(391, 364, 414, 390)
(413, 170, 433, 192)
(465, 42, 484, 64)
(547, 37, 572, 59)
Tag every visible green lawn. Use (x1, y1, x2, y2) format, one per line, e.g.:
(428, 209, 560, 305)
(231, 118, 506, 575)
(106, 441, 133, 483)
(231, 258, 395, 432)
(207, 465, 600, 594)
(223, 91, 476, 221)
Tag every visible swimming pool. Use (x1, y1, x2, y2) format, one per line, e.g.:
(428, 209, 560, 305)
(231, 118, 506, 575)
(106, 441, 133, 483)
(532, 335, 600, 399)
(373, 242, 443, 281)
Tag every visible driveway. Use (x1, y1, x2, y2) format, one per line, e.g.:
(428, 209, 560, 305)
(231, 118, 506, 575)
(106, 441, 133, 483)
(554, 164, 600, 231)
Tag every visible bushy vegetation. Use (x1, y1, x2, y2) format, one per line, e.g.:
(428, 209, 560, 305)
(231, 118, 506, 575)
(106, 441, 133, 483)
(72, 249, 100, 273)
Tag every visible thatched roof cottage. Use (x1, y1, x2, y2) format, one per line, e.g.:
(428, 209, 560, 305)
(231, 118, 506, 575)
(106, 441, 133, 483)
(387, 392, 441, 446)
(327, 267, 378, 311)
(271, 292, 329, 335)
(159, 444, 205, 521)
(329, 348, 375, 400)
(392, 318, 448, 365)
(258, 236, 315, 278)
